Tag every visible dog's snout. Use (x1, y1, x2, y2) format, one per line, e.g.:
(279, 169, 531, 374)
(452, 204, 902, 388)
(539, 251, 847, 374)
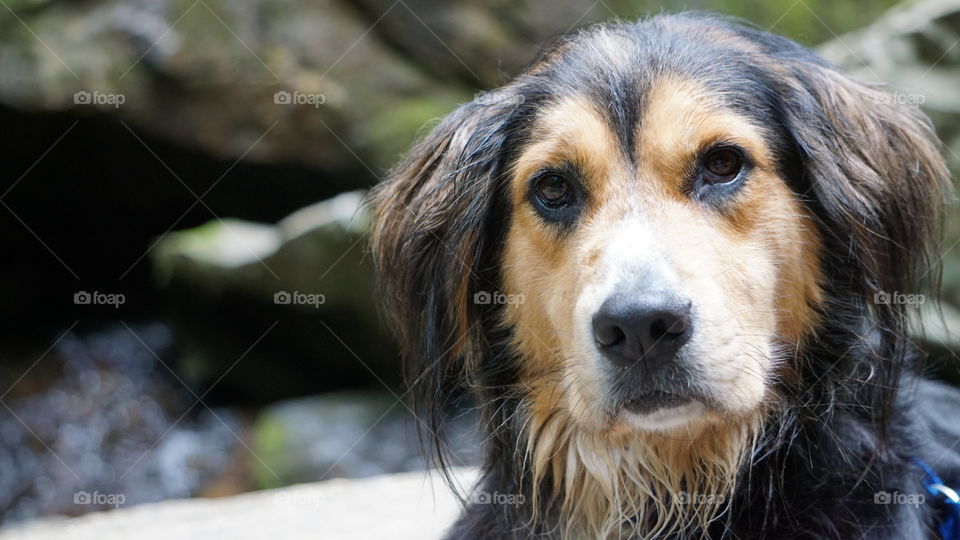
(592, 293, 692, 367)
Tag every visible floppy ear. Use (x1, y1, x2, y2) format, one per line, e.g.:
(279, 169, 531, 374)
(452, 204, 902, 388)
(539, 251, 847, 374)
(369, 93, 518, 418)
(777, 57, 952, 430)
(781, 63, 950, 301)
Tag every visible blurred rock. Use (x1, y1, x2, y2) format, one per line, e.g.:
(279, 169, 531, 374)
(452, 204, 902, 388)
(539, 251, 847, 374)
(150, 190, 396, 402)
(917, 301, 960, 378)
(348, 0, 615, 87)
(919, 301, 960, 344)
(0, 0, 467, 174)
(0, 468, 479, 540)
(818, 0, 960, 171)
(251, 391, 481, 490)
(153, 190, 372, 314)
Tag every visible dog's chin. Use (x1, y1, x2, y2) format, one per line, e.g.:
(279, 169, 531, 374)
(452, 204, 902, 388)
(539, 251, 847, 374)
(618, 399, 708, 433)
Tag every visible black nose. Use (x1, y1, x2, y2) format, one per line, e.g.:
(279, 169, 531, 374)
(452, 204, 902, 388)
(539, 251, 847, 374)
(592, 293, 692, 367)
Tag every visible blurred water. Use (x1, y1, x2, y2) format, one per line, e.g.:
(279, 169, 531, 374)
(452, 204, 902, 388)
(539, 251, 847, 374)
(0, 324, 239, 524)
(0, 323, 482, 526)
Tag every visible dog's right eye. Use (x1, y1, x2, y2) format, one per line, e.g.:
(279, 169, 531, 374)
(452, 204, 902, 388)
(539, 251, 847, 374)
(528, 169, 583, 226)
(533, 173, 575, 208)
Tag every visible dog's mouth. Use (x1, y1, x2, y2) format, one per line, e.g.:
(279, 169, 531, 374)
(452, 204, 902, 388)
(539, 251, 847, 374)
(621, 391, 692, 415)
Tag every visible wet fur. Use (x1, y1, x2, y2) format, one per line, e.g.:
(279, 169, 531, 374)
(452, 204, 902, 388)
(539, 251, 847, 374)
(370, 13, 960, 539)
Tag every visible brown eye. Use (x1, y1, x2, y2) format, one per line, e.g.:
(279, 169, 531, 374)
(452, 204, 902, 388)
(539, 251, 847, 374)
(704, 148, 743, 180)
(535, 173, 574, 208)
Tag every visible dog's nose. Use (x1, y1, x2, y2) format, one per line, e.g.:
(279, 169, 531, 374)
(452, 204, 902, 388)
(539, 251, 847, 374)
(592, 293, 692, 367)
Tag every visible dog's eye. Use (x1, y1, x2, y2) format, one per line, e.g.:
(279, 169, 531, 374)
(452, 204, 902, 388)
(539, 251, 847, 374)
(689, 146, 749, 204)
(702, 148, 743, 183)
(534, 173, 575, 208)
(528, 169, 583, 225)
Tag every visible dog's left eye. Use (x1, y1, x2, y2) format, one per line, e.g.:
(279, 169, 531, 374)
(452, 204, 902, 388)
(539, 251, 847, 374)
(702, 147, 743, 183)
(534, 173, 576, 208)
(689, 146, 749, 204)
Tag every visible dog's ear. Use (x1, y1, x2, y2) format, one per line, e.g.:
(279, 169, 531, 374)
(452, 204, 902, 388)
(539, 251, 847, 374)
(780, 62, 950, 306)
(777, 56, 952, 430)
(370, 93, 517, 405)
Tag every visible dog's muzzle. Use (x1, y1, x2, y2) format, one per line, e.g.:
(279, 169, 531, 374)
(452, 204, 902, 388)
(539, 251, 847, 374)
(591, 281, 698, 414)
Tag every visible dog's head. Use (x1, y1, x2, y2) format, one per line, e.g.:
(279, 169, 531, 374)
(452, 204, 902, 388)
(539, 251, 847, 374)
(371, 12, 950, 535)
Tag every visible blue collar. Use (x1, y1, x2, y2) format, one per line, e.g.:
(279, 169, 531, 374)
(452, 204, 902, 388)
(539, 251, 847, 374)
(915, 458, 960, 540)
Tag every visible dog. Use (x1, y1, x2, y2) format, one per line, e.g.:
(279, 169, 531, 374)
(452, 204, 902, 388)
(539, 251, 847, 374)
(370, 12, 960, 539)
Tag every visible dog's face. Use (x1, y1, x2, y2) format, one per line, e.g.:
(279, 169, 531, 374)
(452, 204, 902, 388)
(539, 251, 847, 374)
(502, 71, 822, 434)
(372, 17, 948, 526)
